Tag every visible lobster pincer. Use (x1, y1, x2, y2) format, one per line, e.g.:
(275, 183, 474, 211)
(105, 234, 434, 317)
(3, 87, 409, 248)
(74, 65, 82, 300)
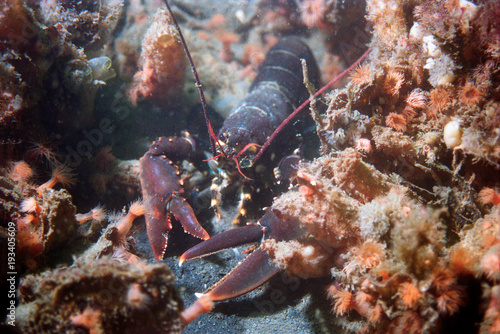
(179, 208, 306, 322)
(140, 133, 210, 260)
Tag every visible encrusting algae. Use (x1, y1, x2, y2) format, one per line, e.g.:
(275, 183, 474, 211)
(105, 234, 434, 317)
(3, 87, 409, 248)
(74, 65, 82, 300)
(17, 258, 183, 334)
(281, 0, 499, 332)
(0, 0, 499, 333)
(127, 9, 187, 107)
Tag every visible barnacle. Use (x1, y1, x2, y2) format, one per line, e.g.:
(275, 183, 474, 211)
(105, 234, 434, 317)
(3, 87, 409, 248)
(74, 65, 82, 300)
(88, 56, 116, 82)
(75, 205, 107, 224)
(355, 138, 372, 154)
(70, 307, 102, 333)
(8, 161, 34, 183)
(352, 239, 385, 270)
(299, 0, 327, 29)
(398, 282, 422, 308)
(479, 188, 500, 206)
(405, 88, 428, 109)
(382, 69, 405, 96)
(25, 139, 60, 165)
(215, 30, 240, 63)
(385, 112, 407, 132)
(349, 63, 372, 86)
(19, 197, 41, 215)
(459, 81, 484, 107)
(430, 267, 456, 293)
(443, 120, 462, 149)
(115, 200, 146, 240)
(429, 86, 451, 112)
(36, 164, 76, 197)
(436, 289, 465, 315)
(481, 245, 500, 281)
(328, 287, 353, 316)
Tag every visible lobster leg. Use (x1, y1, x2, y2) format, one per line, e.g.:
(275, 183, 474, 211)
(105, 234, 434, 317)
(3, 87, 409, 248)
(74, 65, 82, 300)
(231, 184, 252, 225)
(168, 196, 210, 241)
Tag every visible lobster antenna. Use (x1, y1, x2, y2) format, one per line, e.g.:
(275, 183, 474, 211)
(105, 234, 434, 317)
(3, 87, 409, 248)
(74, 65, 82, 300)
(253, 46, 372, 163)
(162, 0, 223, 157)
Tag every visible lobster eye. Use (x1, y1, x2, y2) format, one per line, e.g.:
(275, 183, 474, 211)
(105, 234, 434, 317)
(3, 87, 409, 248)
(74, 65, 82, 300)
(218, 133, 226, 143)
(239, 157, 253, 168)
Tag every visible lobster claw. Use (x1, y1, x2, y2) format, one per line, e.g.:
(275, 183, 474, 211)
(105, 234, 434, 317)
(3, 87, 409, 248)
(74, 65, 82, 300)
(169, 196, 210, 241)
(200, 248, 280, 301)
(179, 209, 296, 324)
(140, 143, 210, 261)
(180, 246, 281, 324)
(145, 203, 171, 261)
(179, 224, 264, 265)
(179, 215, 281, 301)
(179, 208, 296, 265)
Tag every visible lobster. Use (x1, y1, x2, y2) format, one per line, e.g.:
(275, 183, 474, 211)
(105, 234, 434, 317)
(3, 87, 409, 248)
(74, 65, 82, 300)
(138, 35, 319, 260)
(137, 0, 371, 325)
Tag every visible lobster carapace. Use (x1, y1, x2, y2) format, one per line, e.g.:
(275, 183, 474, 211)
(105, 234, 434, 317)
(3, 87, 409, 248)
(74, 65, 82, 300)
(211, 36, 320, 223)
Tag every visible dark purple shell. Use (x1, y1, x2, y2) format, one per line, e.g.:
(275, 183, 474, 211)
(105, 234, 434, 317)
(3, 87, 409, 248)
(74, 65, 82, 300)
(139, 152, 181, 260)
(218, 36, 320, 155)
(149, 135, 194, 160)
